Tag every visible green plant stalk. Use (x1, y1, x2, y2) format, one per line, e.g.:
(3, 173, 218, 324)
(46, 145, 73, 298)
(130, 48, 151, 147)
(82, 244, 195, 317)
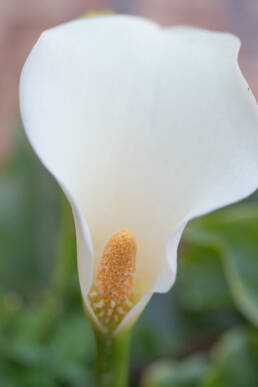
(94, 328, 131, 387)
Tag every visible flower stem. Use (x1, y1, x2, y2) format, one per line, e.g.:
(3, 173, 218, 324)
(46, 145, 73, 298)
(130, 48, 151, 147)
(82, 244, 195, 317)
(94, 328, 131, 387)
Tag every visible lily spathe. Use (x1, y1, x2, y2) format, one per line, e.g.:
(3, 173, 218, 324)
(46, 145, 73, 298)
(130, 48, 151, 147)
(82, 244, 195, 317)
(20, 15, 258, 334)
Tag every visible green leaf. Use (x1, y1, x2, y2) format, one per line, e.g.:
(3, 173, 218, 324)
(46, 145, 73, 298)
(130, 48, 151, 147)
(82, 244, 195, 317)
(200, 328, 258, 387)
(0, 361, 58, 387)
(177, 243, 232, 311)
(184, 204, 258, 326)
(141, 355, 208, 387)
(46, 315, 94, 385)
(0, 304, 94, 386)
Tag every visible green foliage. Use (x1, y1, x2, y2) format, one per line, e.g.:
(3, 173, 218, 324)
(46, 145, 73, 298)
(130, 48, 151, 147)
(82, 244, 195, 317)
(0, 130, 60, 296)
(177, 244, 233, 311)
(1, 130, 258, 386)
(141, 204, 258, 386)
(141, 355, 208, 387)
(184, 205, 258, 326)
(200, 328, 258, 387)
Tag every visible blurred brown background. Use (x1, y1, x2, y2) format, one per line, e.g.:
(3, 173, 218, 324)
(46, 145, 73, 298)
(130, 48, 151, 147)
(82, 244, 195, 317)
(1, 0, 257, 162)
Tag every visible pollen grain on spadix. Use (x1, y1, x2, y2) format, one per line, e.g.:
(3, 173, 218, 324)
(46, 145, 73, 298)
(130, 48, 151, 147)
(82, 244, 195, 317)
(88, 229, 137, 331)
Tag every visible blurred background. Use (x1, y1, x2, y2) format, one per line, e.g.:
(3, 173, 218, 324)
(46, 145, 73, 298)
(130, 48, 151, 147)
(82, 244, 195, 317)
(0, 1, 258, 386)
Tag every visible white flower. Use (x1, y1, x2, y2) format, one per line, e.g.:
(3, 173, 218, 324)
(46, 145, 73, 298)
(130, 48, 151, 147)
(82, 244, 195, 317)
(19, 15, 258, 334)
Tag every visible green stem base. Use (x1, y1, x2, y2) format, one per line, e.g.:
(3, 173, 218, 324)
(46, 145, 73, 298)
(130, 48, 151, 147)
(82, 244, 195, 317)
(94, 328, 131, 387)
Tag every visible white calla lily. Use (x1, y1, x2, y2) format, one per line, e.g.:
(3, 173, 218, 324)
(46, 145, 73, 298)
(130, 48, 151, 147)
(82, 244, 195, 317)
(20, 15, 258, 334)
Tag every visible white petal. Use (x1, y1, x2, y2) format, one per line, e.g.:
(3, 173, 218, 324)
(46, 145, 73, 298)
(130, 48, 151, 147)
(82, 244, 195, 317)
(20, 16, 258, 327)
